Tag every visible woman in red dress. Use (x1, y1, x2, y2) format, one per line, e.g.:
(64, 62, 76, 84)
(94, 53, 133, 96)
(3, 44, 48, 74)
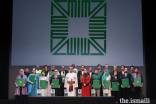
(81, 69, 91, 96)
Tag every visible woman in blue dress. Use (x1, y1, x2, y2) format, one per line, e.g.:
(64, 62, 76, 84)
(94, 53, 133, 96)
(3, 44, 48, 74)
(27, 68, 39, 97)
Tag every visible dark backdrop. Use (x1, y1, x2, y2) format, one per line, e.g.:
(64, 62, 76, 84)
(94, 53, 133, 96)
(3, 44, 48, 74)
(0, 0, 156, 100)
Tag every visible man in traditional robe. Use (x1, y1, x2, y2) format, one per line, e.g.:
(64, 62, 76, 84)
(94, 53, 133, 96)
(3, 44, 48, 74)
(64, 67, 78, 96)
(59, 65, 68, 96)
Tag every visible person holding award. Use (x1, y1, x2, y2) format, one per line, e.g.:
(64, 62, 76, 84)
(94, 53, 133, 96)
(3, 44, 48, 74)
(14, 69, 28, 104)
(27, 68, 40, 97)
(50, 69, 62, 96)
(81, 69, 90, 96)
(39, 71, 49, 96)
(131, 67, 143, 99)
(111, 71, 120, 104)
(91, 69, 101, 96)
(64, 66, 78, 96)
(102, 70, 111, 96)
(121, 68, 131, 100)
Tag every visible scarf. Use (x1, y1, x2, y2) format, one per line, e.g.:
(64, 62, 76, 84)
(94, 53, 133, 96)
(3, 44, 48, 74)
(102, 69, 109, 80)
(133, 72, 141, 78)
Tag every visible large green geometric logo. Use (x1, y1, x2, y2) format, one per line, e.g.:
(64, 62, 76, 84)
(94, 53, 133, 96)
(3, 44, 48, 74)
(50, 0, 106, 55)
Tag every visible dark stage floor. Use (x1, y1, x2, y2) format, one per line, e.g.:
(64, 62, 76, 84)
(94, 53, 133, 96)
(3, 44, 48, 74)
(1, 98, 155, 104)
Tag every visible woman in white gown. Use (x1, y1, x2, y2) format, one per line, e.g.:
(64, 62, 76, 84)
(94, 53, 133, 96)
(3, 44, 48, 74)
(102, 69, 111, 96)
(39, 71, 49, 96)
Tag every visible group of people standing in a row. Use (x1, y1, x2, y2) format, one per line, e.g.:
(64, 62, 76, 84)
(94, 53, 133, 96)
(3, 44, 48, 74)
(14, 64, 143, 104)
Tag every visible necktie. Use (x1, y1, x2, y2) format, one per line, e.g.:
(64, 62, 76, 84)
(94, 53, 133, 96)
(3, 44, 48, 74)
(63, 71, 64, 74)
(21, 75, 23, 78)
(55, 75, 57, 79)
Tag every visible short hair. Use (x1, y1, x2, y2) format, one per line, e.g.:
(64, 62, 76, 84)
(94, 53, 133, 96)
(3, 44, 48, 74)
(51, 65, 55, 67)
(135, 67, 139, 70)
(25, 67, 29, 69)
(41, 71, 45, 73)
(105, 64, 108, 65)
(125, 68, 128, 70)
(81, 65, 84, 67)
(94, 68, 98, 71)
(84, 69, 87, 71)
(130, 65, 134, 68)
(121, 65, 125, 68)
(97, 64, 101, 67)
(44, 65, 48, 68)
(32, 68, 35, 70)
(54, 69, 58, 71)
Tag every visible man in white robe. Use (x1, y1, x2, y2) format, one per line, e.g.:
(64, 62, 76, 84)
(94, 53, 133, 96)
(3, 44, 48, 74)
(64, 67, 78, 96)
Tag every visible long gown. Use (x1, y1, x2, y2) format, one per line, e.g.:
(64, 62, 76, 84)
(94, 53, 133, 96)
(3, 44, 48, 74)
(102, 74, 111, 96)
(39, 76, 49, 96)
(81, 74, 91, 96)
(64, 72, 78, 96)
(27, 74, 39, 97)
(14, 74, 28, 104)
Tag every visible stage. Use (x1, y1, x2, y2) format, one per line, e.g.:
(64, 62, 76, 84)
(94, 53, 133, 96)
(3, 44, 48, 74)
(28, 96, 115, 104)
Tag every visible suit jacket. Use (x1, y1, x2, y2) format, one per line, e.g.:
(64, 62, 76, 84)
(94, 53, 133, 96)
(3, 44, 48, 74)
(78, 71, 84, 88)
(121, 73, 131, 86)
(59, 70, 68, 76)
(50, 74, 62, 87)
(119, 71, 124, 77)
(110, 70, 119, 78)
(88, 72, 95, 75)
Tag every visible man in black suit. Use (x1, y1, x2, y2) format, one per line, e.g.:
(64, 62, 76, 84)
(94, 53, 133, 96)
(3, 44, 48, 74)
(111, 66, 119, 78)
(121, 68, 131, 100)
(50, 69, 62, 96)
(119, 65, 125, 99)
(59, 65, 68, 96)
(78, 65, 84, 89)
(130, 65, 135, 99)
(119, 65, 125, 78)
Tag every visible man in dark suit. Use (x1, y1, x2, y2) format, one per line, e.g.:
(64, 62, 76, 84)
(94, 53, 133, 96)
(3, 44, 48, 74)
(88, 67, 95, 77)
(111, 66, 119, 78)
(130, 65, 135, 99)
(50, 69, 62, 96)
(59, 65, 68, 96)
(119, 65, 125, 99)
(121, 68, 131, 100)
(78, 65, 84, 89)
